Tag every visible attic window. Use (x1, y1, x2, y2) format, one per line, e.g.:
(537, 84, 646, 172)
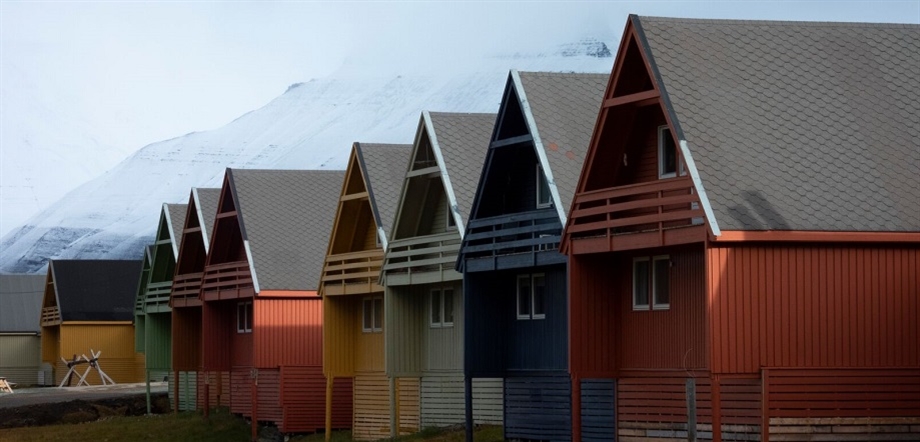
(658, 125, 677, 179)
(536, 164, 551, 208)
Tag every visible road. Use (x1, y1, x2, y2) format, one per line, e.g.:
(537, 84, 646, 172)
(0, 382, 167, 408)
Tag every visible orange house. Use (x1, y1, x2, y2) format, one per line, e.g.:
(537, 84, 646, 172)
(562, 16, 920, 441)
(200, 168, 350, 434)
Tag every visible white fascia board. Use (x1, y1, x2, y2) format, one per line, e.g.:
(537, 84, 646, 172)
(422, 111, 465, 239)
(192, 188, 210, 254)
(377, 226, 389, 251)
(162, 203, 180, 261)
(243, 240, 260, 295)
(679, 140, 720, 236)
(512, 70, 567, 225)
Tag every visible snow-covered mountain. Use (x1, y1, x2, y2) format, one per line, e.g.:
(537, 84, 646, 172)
(0, 40, 613, 273)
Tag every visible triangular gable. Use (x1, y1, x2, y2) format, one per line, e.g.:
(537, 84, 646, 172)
(205, 169, 256, 291)
(325, 147, 377, 257)
(164, 203, 186, 260)
(134, 245, 154, 315)
(175, 188, 218, 277)
(41, 264, 60, 326)
(357, 143, 413, 250)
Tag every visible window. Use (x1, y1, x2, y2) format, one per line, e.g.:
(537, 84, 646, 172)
(362, 296, 383, 332)
(633, 255, 670, 311)
(446, 205, 456, 229)
(430, 288, 454, 327)
(658, 125, 677, 178)
(536, 164, 551, 208)
(517, 274, 546, 320)
(237, 301, 252, 333)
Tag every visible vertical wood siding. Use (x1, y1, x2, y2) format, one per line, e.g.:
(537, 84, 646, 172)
(202, 302, 234, 371)
(197, 371, 231, 408)
(708, 244, 920, 374)
(171, 307, 201, 371)
(144, 312, 172, 370)
(504, 374, 572, 441)
(580, 379, 616, 442)
(41, 326, 59, 367)
(0, 335, 41, 385)
(253, 298, 323, 368)
(463, 272, 509, 375)
(53, 355, 144, 385)
(324, 296, 357, 376)
(425, 283, 463, 371)
(174, 371, 198, 411)
(355, 329, 384, 372)
(281, 366, 351, 432)
(506, 266, 568, 371)
(385, 287, 424, 376)
(52, 324, 143, 384)
(619, 246, 708, 369)
(569, 255, 618, 376)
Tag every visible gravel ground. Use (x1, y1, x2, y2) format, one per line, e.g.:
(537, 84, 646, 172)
(0, 382, 168, 409)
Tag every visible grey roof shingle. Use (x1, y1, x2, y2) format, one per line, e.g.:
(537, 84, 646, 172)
(635, 16, 920, 232)
(164, 203, 187, 258)
(194, 188, 221, 248)
(517, 71, 608, 214)
(0, 274, 45, 333)
(427, 112, 496, 227)
(229, 169, 345, 291)
(356, 143, 412, 242)
(49, 260, 142, 322)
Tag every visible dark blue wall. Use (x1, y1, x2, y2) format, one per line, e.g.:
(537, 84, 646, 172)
(581, 379, 616, 442)
(504, 374, 573, 441)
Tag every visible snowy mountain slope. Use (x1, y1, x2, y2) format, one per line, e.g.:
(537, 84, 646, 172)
(0, 41, 613, 273)
(0, 63, 134, 237)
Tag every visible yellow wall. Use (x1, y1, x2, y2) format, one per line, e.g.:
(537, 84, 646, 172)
(323, 296, 357, 377)
(49, 323, 143, 385)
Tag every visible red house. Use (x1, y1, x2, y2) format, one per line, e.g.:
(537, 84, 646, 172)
(200, 168, 350, 434)
(562, 16, 920, 441)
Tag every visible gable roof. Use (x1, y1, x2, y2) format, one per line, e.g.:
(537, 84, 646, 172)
(508, 71, 607, 222)
(192, 188, 221, 252)
(49, 260, 143, 322)
(356, 143, 413, 249)
(228, 169, 345, 292)
(0, 274, 45, 333)
(163, 203, 187, 260)
(423, 112, 496, 234)
(633, 16, 920, 232)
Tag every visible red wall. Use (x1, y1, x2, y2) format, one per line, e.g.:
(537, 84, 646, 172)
(254, 297, 323, 368)
(569, 254, 619, 377)
(172, 306, 201, 371)
(708, 244, 920, 374)
(202, 301, 236, 371)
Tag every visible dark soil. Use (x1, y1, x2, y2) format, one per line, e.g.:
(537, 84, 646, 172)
(0, 393, 170, 429)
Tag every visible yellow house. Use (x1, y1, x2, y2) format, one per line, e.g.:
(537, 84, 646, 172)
(41, 259, 144, 385)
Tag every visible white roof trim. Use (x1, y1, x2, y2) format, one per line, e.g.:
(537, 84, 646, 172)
(243, 240, 260, 295)
(162, 203, 180, 261)
(377, 226, 389, 251)
(422, 111, 465, 239)
(512, 70, 567, 225)
(679, 140, 720, 236)
(192, 188, 211, 253)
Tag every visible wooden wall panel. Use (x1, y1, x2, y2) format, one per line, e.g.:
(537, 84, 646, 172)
(504, 374, 572, 441)
(253, 298, 323, 368)
(256, 368, 283, 424)
(281, 366, 351, 433)
(569, 254, 618, 377)
(41, 325, 59, 366)
(201, 302, 233, 371)
(353, 373, 392, 441)
(385, 287, 425, 376)
(323, 296, 357, 377)
(0, 335, 41, 385)
(355, 327, 384, 372)
(420, 375, 502, 427)
(171, 307, 201, 371)
(463, 272, 508, 376)
(471, 378, 503, 424)
(708, 244, 920, 374)
(506, 266, 568, 371)
(174, 370, 198, 411)
(619, 246, 707, 369)
(230, 368, 251, 416)
(396, 377, 421, 435)
(425, 282, 463, 371)
(197, 371, 231, 408)
(144, 312, 171, 370)
(60, 324, 137, 359)
(580, 379, 615, 442)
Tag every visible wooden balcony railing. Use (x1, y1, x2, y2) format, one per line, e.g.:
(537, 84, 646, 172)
(41, 306, 61, 326)
(566, 177, 705, 253)
(321, 249, 383, 296)
(383, 232, 460, 284)
(143, 281, 173, 312)
(201, 261, 253, 294)
(171, 271, 203, 306)
(461, 208, 564, 271)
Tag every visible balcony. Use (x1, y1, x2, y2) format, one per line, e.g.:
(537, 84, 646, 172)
(200, 261, 254, 301)
(321, 249, 384, 296)
(565, 177, 706, 254)
(383, 232, 461, 286)
(171, 272, 203, 307)
(142, 281, 173, 313)
(461, 208, 565, 272)
(41, 306, 61, 326)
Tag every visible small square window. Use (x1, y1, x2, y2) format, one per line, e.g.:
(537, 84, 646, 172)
(362, 296, 383, 332)
(517, 274, 546, 320)
(536, 164, 552, 208)
(237, 301, 252, 333)
(633, 255, 670, 311)
(658, 125, 677, 179)
(431, 288, 454, 327)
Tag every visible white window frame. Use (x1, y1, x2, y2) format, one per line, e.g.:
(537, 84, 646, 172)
(362, 296, 383, 333)
(658, 125, 678, 179)
(632, 255, 671, 311)
(430, 288, 455, 328)
(516, 273, 546, 320)
(536, 164, 552, 209)
(237, 301, 252, 333)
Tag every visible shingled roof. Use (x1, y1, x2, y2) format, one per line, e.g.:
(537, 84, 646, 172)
(425, 112, 496, 231)
(634, 16, 920, 232)
(163, 203, 187, 260)
(516, 71, 608, 221)
(49, 260, 142, 322)
(356, 143, 412, 247)
(228, 169, 345, 292)
(0, 274, 45, 333)
(193, 188, 221, 252)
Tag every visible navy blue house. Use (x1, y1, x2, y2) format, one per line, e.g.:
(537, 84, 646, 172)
(458, 71, 608, 441)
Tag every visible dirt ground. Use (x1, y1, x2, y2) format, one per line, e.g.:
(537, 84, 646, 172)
(0, 383, 171, 429)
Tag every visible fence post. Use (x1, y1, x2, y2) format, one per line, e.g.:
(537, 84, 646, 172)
(686, 378, 697, 442)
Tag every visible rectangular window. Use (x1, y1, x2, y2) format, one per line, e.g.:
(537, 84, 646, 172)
(237, 301, 252, 333)
(362, 296, 383, 332)
(536, 164, 551, 208)
(430, 288, 454, 327)
(517, 273, 546, 320)
(447, 205, 456, 229)
(633, 255, 670, 311)
(658, 125, 677, 178)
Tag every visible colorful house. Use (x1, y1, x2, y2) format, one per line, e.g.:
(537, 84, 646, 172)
(458, 71, 607, 441)
(0, 274, 46, 386)
(200, 168, 349, 433)
(562, 16, 920, 441)
(134, 203, 186, 388)
(382, 112, 501, 435)
(320, 142, 411, 440)
(170, 187, 220, 411)
(41, 259, 144, 385)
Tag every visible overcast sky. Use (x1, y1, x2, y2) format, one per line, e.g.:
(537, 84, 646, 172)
(2, 1, 918, 154)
